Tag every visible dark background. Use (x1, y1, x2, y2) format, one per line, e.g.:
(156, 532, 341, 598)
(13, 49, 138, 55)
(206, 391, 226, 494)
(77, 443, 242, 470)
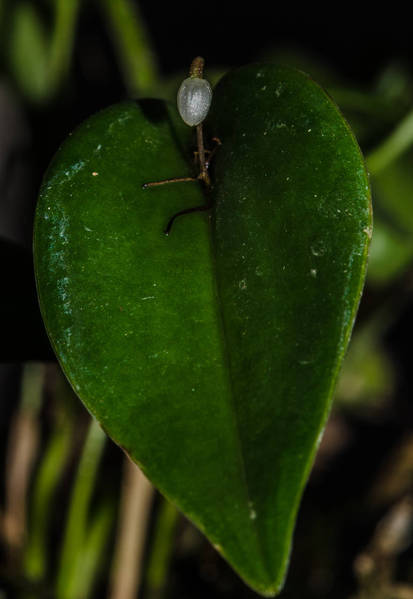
(139, 2, 409, 82)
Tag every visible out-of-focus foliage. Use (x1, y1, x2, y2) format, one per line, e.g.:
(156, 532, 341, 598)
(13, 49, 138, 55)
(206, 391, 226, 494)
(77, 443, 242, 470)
(8, 2, 49, 103)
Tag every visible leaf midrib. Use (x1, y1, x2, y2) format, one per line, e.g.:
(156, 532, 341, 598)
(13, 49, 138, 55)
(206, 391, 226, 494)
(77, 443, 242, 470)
(207, 217, 274, 586)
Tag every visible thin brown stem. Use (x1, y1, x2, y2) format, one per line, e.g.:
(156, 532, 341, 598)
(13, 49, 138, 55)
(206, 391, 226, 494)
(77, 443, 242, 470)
(205, 137, 222, 168)
(196, 125, 206, 172)
(196, 124, 211, 187)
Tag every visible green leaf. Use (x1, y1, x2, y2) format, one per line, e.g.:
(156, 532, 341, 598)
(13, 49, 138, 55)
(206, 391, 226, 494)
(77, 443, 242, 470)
(34, 64, 371, 595)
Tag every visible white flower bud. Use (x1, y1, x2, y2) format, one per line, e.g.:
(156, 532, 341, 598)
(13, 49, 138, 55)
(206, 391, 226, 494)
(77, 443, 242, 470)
(177, 77, 212, 127)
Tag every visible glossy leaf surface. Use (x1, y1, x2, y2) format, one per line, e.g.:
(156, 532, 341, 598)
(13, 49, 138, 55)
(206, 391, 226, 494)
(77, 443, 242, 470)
(34, 64, 371, 595)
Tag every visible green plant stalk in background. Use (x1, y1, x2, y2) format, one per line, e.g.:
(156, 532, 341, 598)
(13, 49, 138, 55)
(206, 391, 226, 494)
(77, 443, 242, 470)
(367, 107, 413, 174)
(100, 0, 160, 96)
(7, 0, 81, 102)
(329, 87, 405, 121)
(2, 363, 44, 572)
(145, 499, 179, 598)
(48, 0, 81, 95)
(75, 499, 115, 599)
(23, 403, 73, 581)
(6, 0, 159, 103)
(55, 418, 107, 599)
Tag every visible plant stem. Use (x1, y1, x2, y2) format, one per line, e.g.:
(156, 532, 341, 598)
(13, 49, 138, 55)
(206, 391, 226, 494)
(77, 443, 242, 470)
(366, 108, 413, 175)
(144, 498, 179, 599)
(23, 389, 74, 581)
(1, 363, 44, 568)
(7, 0, 81, 103)
(77, 499, 116, 599)
(48, 0, 81, 95)
(99, 0, 159, 96)
(55, 417, 106, 599)
(328, 87, 403, 120)
(109, 458, 154, 599)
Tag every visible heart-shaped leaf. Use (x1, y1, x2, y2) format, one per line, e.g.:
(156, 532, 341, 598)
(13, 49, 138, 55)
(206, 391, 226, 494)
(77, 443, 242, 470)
(34, 64, 371, 596)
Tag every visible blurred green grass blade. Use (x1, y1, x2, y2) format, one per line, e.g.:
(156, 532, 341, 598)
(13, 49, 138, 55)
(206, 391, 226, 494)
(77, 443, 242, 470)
(368, 152, 413, 286)
(367, 108, 413, 175)
(368, 220, 413, 286)
(48, 0, 81, 95)
(335, 323, 394, 411)
(8, 2, 49, 103)
(145, 498, 179, 595)
(24, 411, 73, 580)
(75, 500, 115, 599)
(100, 0, 159, 96)
(55, 418, 106, 599)
(8, 0, 80, 103)
(372, 153, 413, 232)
